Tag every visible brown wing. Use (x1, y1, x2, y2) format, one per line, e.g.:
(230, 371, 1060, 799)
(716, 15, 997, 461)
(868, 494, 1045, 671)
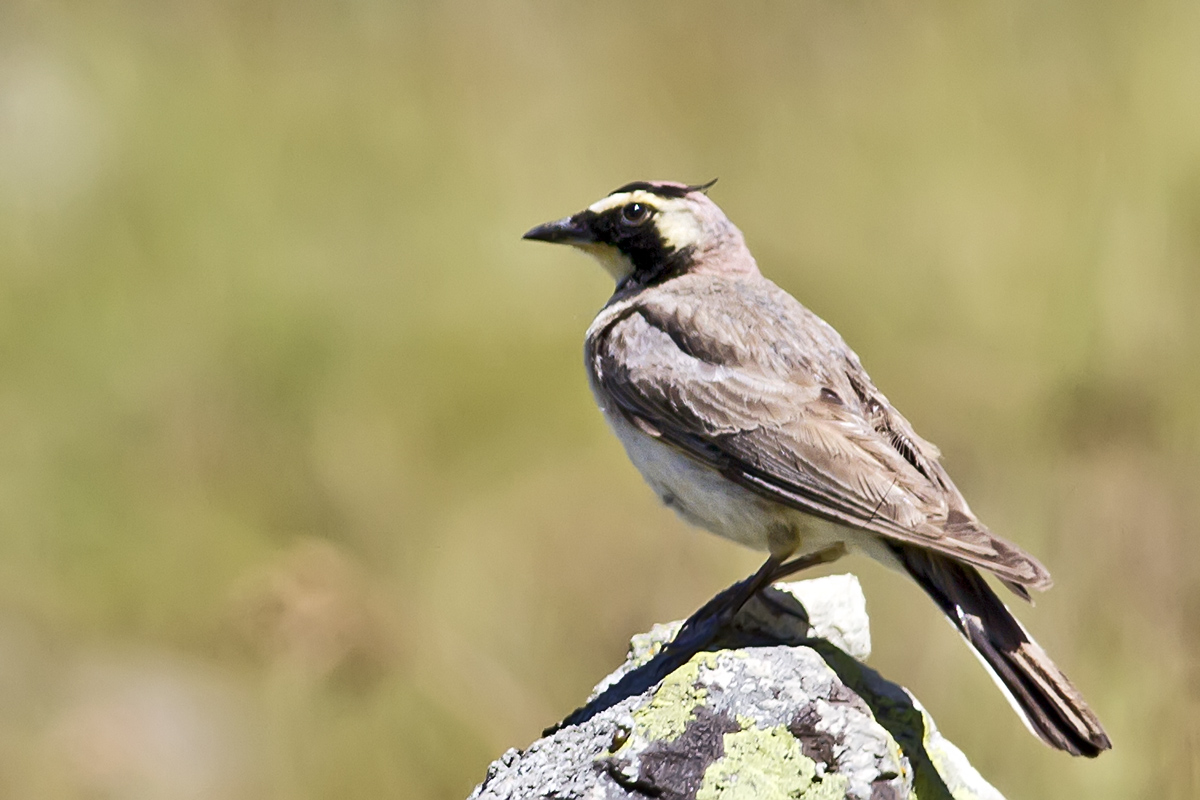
(588, 280, 1051, 591)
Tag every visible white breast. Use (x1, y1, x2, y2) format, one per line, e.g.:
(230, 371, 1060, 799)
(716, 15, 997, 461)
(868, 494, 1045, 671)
(605, 408, 782, 550)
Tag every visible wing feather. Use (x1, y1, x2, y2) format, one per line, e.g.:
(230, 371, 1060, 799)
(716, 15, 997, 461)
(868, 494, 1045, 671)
(588, 282, 1051, 591)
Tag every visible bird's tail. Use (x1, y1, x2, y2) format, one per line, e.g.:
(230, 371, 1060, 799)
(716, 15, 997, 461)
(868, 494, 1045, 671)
(893, 545, 1112, 757)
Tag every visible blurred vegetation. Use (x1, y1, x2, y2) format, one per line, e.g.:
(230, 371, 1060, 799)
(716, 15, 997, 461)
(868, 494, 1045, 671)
(0, 0, 1197, 798)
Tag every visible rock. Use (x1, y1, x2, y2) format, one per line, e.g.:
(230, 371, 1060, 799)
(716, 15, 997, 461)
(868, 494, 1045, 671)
(468, 574, 1005, 800)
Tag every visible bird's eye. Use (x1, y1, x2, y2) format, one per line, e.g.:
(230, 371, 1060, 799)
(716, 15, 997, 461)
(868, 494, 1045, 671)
(621, 202, 652, 226)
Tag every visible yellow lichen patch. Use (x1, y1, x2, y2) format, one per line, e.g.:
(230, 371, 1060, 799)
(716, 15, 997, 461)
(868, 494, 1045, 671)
(627, 652, 721, 744)
(697, 723, 850, 800)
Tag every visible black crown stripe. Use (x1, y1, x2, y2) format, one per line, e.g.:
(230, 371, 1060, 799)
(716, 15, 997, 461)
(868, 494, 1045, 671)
(608, 178, 718, 199)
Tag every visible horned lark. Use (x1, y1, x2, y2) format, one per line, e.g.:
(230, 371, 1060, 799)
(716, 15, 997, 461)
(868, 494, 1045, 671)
(523, 180, 1111, 757)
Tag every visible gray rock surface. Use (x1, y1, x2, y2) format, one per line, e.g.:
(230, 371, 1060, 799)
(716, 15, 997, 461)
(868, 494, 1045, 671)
(469, 574, 1005, 800)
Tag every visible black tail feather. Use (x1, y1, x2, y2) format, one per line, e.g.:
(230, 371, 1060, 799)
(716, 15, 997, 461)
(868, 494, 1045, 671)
(894, 545, 1111, 757)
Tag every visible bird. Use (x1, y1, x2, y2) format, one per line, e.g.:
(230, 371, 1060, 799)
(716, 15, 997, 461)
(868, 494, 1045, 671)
(523, 179, 1112, 757)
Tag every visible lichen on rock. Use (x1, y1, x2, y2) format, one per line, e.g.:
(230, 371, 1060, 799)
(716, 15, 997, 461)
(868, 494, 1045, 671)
(468, 574, 1005, 800)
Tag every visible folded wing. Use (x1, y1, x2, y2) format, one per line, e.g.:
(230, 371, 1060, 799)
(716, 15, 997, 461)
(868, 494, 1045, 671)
(588, 290, 1051, 592)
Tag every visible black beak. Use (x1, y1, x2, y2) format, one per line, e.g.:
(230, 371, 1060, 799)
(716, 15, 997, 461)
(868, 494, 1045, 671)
(522, 214, 595, 245)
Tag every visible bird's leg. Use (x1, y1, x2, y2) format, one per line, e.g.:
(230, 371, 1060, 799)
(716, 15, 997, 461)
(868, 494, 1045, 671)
(663, 544, 846, 656)
(662, 554, 785, 655)
(769, 543, 847, 582)
(545, 544, 848, 734)
(541, 559, 782, 734)
(754, 543, 848, 618)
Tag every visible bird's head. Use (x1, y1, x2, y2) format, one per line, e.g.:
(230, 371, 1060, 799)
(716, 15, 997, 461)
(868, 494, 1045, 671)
(523, 180, 759, 290)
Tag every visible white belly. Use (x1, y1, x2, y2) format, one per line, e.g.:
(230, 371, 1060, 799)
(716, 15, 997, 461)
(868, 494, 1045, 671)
(601, 408, 852, 559)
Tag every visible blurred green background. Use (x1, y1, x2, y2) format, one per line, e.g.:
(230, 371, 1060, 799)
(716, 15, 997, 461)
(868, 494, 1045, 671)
(1, 1, 1197, 797)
